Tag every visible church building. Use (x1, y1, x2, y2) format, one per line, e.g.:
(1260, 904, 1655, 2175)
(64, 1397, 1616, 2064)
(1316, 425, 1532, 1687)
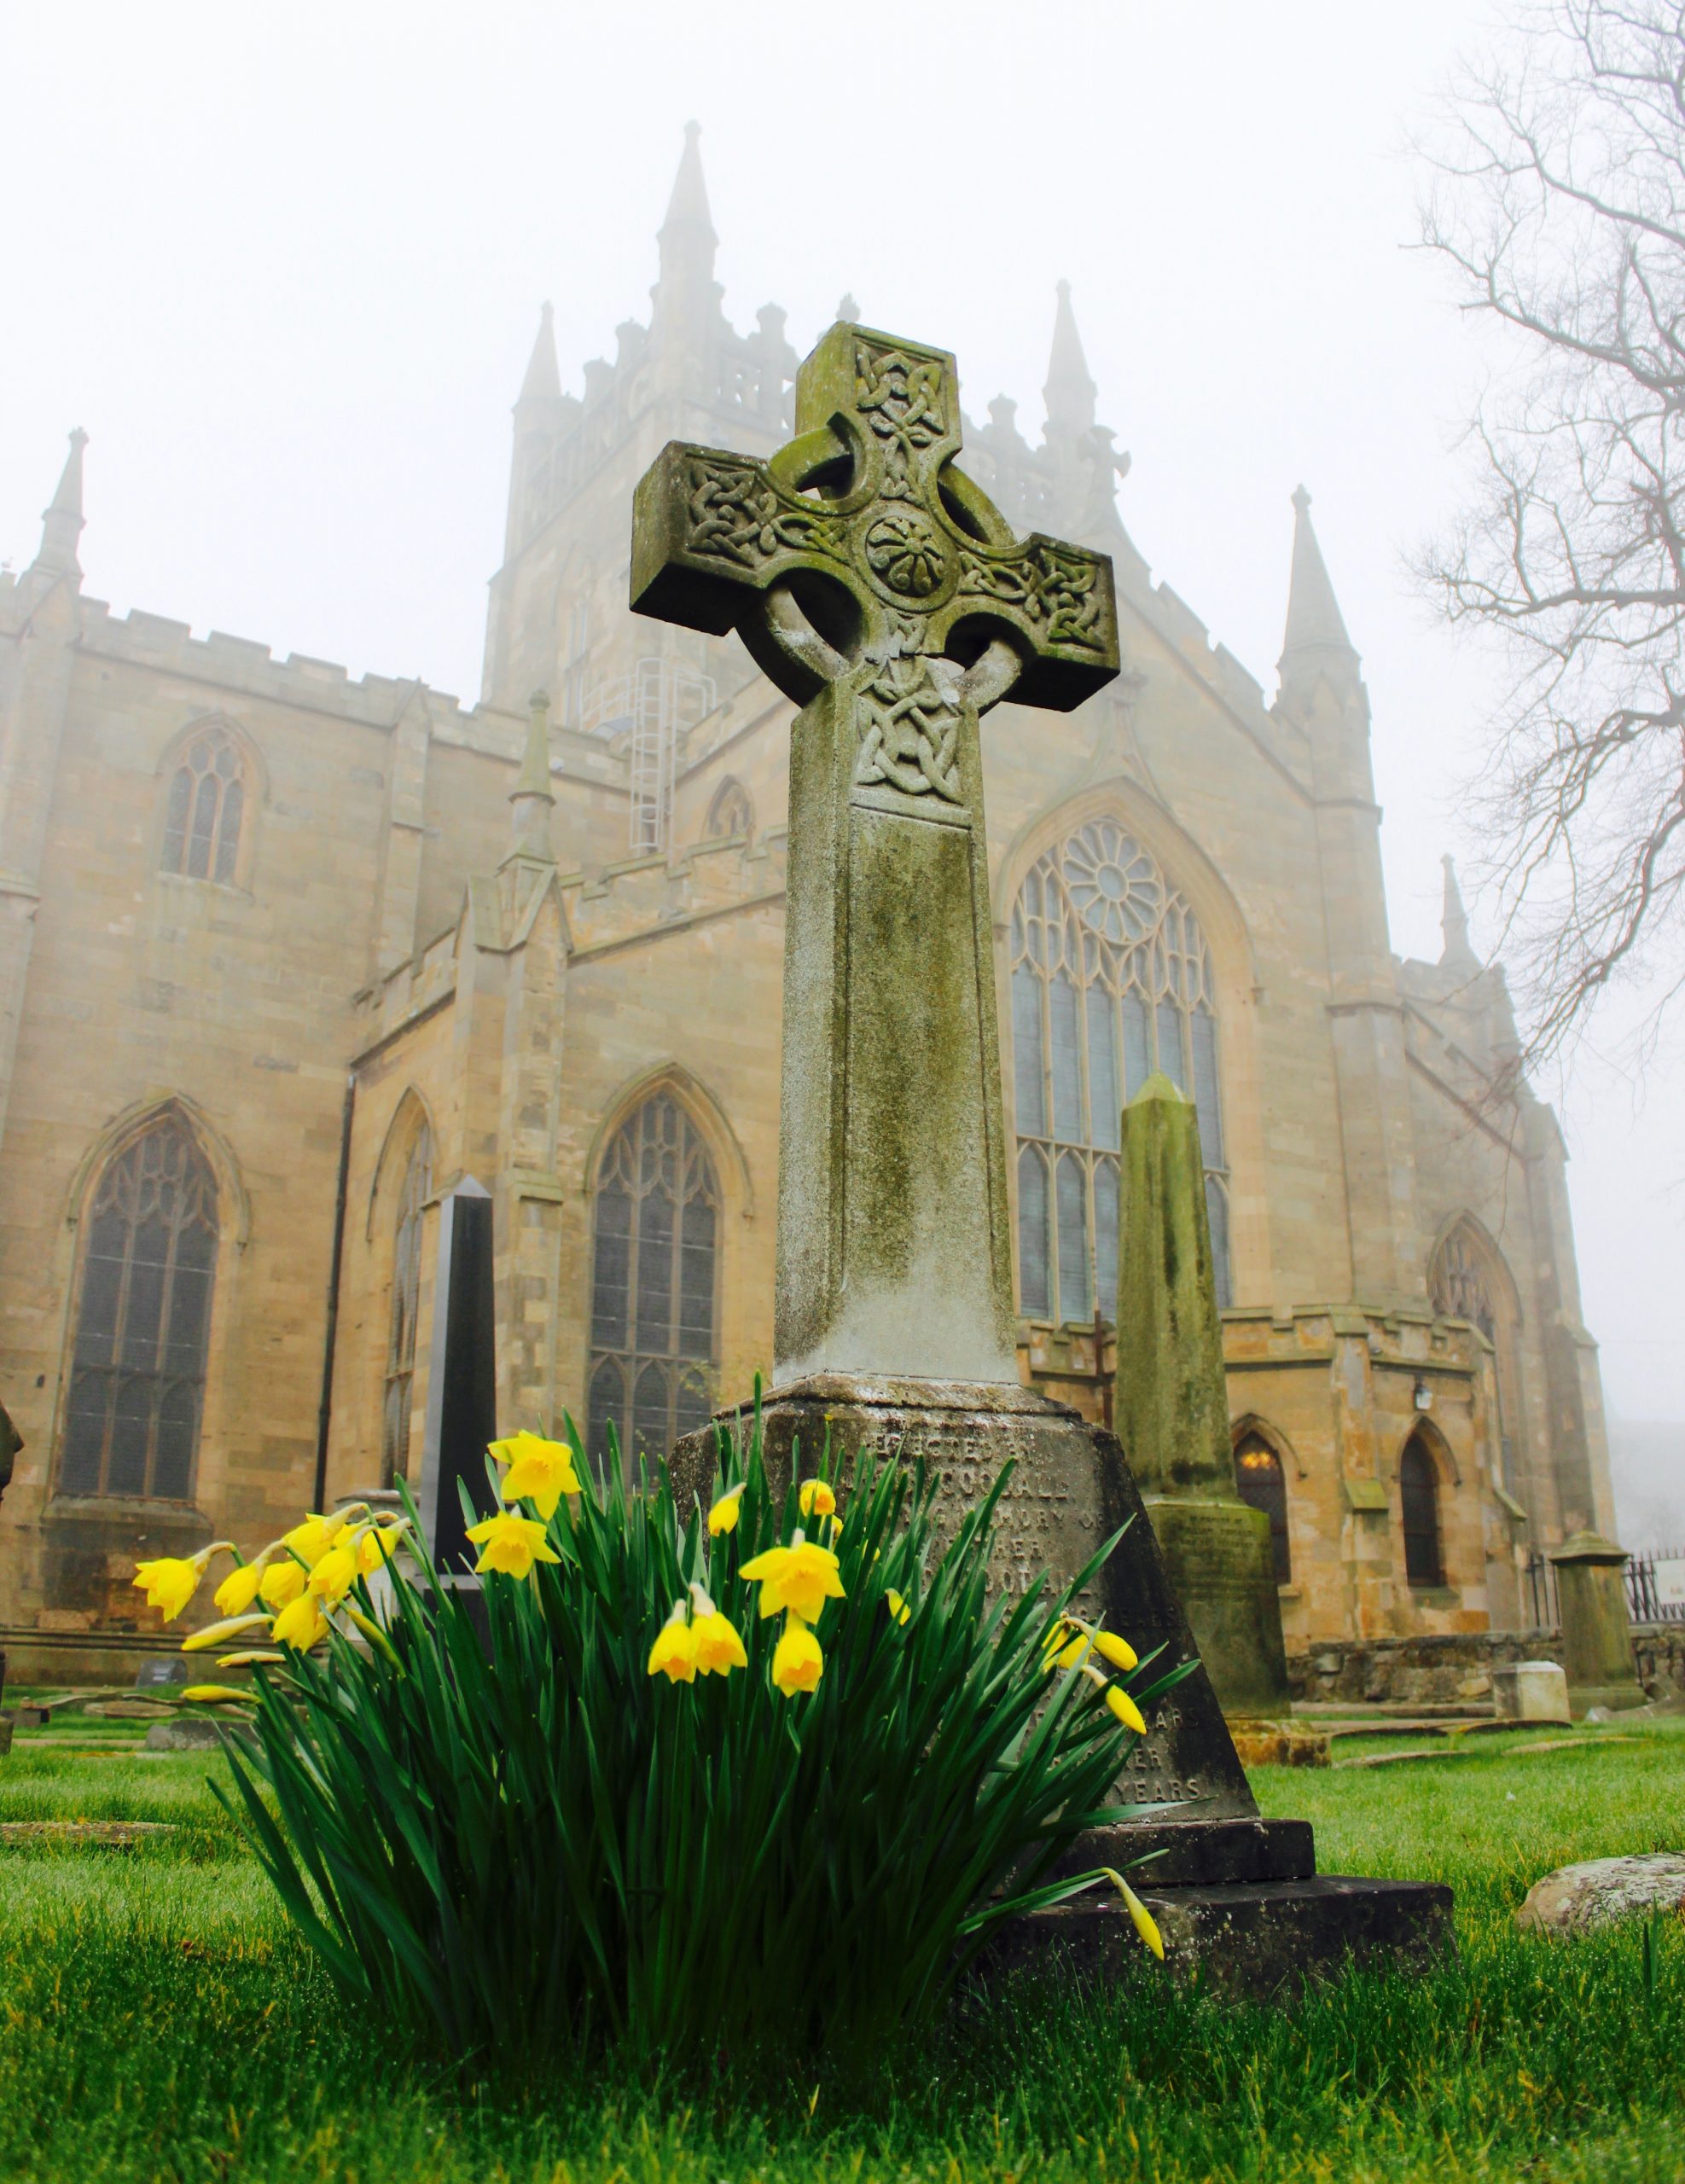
(0, 128, 1617, 1675)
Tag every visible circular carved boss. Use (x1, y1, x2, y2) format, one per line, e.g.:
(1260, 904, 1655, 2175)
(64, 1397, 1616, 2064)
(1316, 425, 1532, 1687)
(859, 507, 951, 603)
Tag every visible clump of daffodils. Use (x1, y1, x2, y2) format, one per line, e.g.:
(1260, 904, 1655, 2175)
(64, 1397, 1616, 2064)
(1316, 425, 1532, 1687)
(185, 1413, 1168, 2067)
(133, 1428, 588, 1676)
(132, 1500, 415, 1672)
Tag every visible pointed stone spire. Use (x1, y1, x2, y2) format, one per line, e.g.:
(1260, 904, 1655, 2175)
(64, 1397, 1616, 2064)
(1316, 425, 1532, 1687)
(517, 302, 561, 405)
(658, 120, 716, 275)
(1281, 485, 1357, 665)
(508, 688, 556, 858)
(1440, 853, 1479, 973)
(1043, 280, 1097, 437)
(36, 429, 88, 576)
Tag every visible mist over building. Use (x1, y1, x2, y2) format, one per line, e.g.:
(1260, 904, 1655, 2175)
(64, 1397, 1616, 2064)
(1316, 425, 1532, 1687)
(0, 129, 1617, 1673)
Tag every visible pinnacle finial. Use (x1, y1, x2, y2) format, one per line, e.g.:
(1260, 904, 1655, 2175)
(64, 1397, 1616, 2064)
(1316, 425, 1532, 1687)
(1440, 852, 1479, 973)
(1281, 483, 1356, 665)
(518, 300, 561, 405)
(36, 428, 88, 576)
(660, 119, 715, 243)
(1044, 279, 1097, 437)
(511, 688, 556, 822)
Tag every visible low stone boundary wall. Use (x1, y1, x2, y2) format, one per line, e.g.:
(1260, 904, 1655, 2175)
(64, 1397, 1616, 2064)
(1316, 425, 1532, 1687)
(1288, 1625, 1684, 1707)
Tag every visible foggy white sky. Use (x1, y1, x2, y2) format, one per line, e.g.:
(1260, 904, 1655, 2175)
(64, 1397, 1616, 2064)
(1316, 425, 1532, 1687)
(2, 1, 1681, 1426)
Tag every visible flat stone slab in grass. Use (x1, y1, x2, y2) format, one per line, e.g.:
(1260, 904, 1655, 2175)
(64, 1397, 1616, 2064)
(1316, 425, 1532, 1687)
(1231, 1724, 1331, 1769)
(142, 1716, 225, 1751)
(988, 1875, 1454, 1996)
(1516, 1854, 1685, 1934)
(0, 1821, 177, 1847)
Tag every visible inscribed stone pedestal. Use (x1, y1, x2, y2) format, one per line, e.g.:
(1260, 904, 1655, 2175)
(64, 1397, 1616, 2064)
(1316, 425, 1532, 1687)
(1114, 1074, 1289, 1718)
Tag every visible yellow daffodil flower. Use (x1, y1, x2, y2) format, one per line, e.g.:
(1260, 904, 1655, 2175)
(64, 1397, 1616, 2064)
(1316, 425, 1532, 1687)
(213, 1561, 265, 1618)
(183, 1612, 271, 1653)
(1083, 1662, 1147, 1734)
(706, 1480, 747, 1536)
(357, 1523, 408, 1576)
(489, 1430, 583, 1520)
(1106, 1685, 1147, 1734)
(1101, 1867, 1165, 1960)
(687, 1583, 747, 1675)
(307, 1544, 359, 1606)
(271, 1594, 330, 1651)
(740, 1530, 845, 1622)
(282, 1514, 340, 1565)
(886, 1589, 912, 1626)
(217, 1650, 285, 1666)
(1049, 1612, 1138, 1674)
(648, 1599, 700, 1683)
(260, 1559, 307, 1610)
(1043, 1619, 1088, 1672)
(131, 1556, 202, 1622)
(465, 1510, 561, 1581)
(798, 1478, 836, 1519)
(182, 1686, 249, 1705)
(772, 1614, 823, 1696)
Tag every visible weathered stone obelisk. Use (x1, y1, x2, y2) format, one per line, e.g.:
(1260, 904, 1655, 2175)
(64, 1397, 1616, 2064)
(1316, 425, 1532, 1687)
(1116, 1076, 1289, 1719)
(636, 322, 1448, 1984)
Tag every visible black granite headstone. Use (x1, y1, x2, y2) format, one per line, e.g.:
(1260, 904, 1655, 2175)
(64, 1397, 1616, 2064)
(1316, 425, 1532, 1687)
(415, 1181, 498, 1577)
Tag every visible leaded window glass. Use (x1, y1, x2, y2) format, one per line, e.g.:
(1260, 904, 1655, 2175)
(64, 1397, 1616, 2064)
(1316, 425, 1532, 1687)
(1011, 821, 1231, 1323)
(588, 1095, 719, 1473)
(162, 729, 246, 885)
(58, 1118, 218, 1501)
(381, 1124, 433, 1488)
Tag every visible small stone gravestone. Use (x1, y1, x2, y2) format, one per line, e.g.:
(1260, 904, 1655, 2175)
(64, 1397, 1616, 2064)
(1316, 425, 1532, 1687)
(1493, 1659, 1571, 1724)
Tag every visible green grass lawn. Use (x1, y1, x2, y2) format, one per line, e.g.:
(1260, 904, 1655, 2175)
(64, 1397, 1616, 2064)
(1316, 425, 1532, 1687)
(1, 1716, 1682, 2184)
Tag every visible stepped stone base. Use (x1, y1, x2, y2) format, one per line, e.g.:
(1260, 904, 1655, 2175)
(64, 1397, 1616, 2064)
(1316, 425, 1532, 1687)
(677, 1380, 1460, 2000)
(985, 1874, 1455, 1996)
(677, 1371, 1454, 1995)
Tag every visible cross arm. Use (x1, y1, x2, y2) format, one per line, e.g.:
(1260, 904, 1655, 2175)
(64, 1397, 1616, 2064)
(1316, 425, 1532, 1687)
(939, 526, 1121, 712)
(630, 441, 850, 641)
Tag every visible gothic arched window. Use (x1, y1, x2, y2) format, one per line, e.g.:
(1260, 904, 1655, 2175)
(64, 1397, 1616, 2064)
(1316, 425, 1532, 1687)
(162, 728, 247, 886)
(1400, 1433, 1444, 1589)
(1011, 820, 1230, 1324)
(1235, 1430, 1291, 1584)
(381, 1124, 433, 1487)
(58, 1117, 218, 1501)
(706, 777, 754, 841)
(588, 1093, 719, 1472)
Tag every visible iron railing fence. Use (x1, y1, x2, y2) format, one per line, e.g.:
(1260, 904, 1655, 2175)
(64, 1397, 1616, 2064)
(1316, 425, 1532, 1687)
(1626, 1546, 1685, 1624)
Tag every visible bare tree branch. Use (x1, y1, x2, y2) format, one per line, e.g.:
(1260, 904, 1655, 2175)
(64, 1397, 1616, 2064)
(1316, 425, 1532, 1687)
(1417, 0, 1685, 1068)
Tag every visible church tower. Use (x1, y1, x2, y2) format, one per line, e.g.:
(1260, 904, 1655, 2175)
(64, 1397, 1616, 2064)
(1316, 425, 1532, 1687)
(478, 126, 799, 854)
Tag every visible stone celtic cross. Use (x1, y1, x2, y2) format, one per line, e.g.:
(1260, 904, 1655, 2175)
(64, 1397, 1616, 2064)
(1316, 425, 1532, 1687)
(632, 322, 1118, 1383)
